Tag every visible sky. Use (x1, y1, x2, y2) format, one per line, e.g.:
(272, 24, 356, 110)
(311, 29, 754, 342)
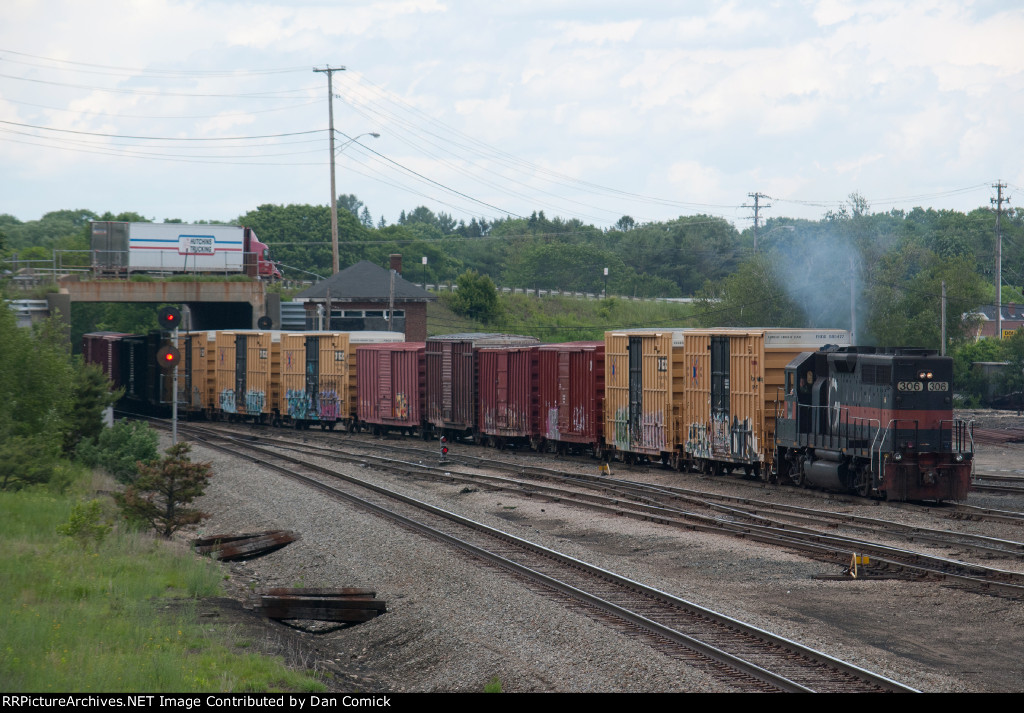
(2, 0, 1023, 232)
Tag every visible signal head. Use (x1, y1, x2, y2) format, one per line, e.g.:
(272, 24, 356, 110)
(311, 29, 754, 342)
(158, 306, 182, 329)
(157, 344, 180, 369)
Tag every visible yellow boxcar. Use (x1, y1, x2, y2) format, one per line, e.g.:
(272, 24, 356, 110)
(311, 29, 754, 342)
(278, 332, 352, 428)
(213, 330, 280, 421)
(184, 330, 217, 413)
(604, 329, 689, 461)
(681, 328, 849, 475)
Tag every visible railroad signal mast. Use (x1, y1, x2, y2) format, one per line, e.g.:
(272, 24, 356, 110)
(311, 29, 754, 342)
(439, 435, 449, 463)
(158, 306, 183, 444)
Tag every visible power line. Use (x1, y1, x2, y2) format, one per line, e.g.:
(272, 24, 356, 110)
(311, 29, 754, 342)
(0, 119, 324, 142)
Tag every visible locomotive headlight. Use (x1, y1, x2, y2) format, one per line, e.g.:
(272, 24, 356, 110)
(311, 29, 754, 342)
(926, 371, 933, 379)
(955, 453, 964, 462)
(893, 451, 903, 462)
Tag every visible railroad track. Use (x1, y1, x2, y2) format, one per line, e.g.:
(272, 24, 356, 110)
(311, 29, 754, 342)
(185, 420, 1024, 599)
(166, 421, 916, 693)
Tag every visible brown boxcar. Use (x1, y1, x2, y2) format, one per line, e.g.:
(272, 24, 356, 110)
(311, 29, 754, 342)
(346, 332, 407, 428)
(477, 346, 538, 445)
(214, 330, 279, 421)
(604, 329, 689, 462)
(356, 342, 426, 435)
(82, 332, 130, 389)
(680, 328, 850, 475)
(535, 341, 604, 453)
(425, 334, 540, 437)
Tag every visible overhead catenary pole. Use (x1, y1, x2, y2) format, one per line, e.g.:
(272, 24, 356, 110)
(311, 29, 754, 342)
(992, 181, 1009, 339)
(314, 65, 346, 276)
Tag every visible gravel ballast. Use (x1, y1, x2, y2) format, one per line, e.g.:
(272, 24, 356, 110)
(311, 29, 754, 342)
(183, 420, 1024, 693)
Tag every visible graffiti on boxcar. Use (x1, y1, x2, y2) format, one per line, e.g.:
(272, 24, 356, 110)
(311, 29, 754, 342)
(612, 407, 665, 452)
(245, 390, 266, 415)
(192, 386, 202, 409)
(395, 392, 408, 420)
(545, 407, 560, 440)
(482, 407, 528, 435)
(318, 389, 341, 421)
(572, 405, 589, 434)
(686, 422, 711, 459)
(220, 389, 237, 414)
(286, 388, 313, 420)
(712, 412, 729, 456)
(686, 418, 758, 462)
(730, 416, 759, 461)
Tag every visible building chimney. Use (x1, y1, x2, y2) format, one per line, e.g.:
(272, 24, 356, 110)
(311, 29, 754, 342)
(389, 254, 402, 274)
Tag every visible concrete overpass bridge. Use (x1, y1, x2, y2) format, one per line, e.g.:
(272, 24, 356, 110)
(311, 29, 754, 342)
(46, 277, 281, 335)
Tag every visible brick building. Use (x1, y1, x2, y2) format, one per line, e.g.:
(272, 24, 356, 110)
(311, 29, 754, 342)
(295, 257, 435, 341)
(964, 303, 1024, 339)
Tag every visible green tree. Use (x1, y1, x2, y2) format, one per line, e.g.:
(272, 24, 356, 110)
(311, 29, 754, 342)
(63, 363, 121, 454)
(449, 270, 500, 323)
(0, 309, 75, 489)
(117, 442, 212, 538)
(695, 253, 807, 328)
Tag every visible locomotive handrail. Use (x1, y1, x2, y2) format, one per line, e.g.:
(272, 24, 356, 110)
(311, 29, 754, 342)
(939, 418, 975, 455)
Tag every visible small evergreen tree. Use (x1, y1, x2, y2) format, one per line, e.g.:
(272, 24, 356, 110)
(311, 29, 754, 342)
(63, 363, 121, 455)
(117, 442, 212, 538)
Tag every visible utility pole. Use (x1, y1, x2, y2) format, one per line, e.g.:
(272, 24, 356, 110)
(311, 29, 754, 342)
(744, 192, 770, 253)
(941, 280, 947, 356)
(992, 181, 1009, 339)
(314, 65, 346, 276)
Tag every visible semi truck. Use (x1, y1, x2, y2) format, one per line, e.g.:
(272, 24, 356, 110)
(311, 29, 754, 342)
(90, 221, 281, 279)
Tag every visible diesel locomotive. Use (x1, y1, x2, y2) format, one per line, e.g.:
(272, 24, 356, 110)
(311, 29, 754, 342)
(774, 346, 973, 501)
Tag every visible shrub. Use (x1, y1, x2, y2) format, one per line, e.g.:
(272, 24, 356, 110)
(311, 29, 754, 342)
(76, 420, 160, 483)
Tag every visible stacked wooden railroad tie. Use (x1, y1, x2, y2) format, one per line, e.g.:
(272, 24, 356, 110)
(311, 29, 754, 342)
(192, 530, 301, 561)
(257, 587, 387, 623)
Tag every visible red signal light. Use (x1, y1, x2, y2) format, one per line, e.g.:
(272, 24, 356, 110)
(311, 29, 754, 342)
(158, 306, 182, 329)
(440, 435, 449, 457)
(157, 344, 180, 369)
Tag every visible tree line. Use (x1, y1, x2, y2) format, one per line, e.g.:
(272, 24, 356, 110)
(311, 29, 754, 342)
(3, 193, 1024, 402)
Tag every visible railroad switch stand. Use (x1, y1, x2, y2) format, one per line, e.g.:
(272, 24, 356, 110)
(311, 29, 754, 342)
(845, 553, 870, 579)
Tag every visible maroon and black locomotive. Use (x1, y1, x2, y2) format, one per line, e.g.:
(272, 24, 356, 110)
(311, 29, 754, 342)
(775, 346, 972, 501)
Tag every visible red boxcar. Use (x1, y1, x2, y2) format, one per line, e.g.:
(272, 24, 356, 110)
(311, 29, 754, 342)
(477, 346, 538, 446)
(425, 334, 539, 438)
(535, 341, 605, 454)
(356, 342, 426, 435)
(82, 332, 131, 389)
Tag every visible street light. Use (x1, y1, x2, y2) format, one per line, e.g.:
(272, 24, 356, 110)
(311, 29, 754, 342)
(329, 131, 380, 275)
(603, 267, 608, 298)
(421, 256, 428, 289)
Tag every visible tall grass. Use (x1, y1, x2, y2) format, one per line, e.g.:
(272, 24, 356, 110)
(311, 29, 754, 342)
(0, 483, 325, 693)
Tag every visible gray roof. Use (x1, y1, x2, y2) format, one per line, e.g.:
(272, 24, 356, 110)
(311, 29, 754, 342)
(296, 261, 435, 303)
(967, 304, 1024, 321)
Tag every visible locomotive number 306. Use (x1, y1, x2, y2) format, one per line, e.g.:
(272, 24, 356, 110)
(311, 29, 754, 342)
(897, 381, 949, 392)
